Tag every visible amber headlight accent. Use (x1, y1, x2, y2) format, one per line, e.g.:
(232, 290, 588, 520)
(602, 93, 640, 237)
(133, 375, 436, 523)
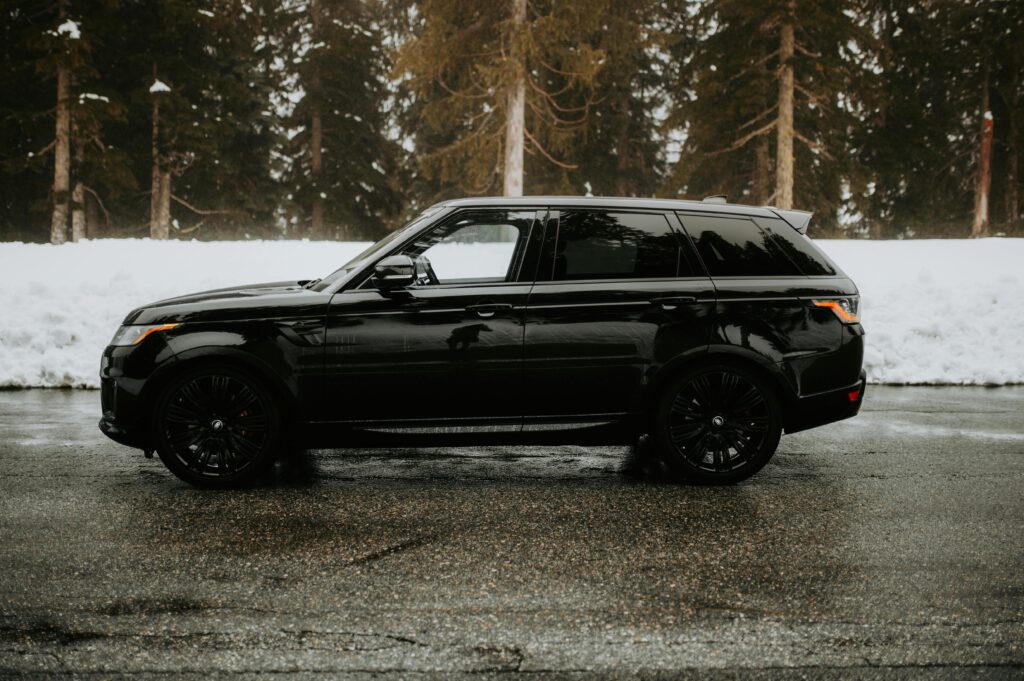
(109, 323, 181, 346)
(812, 298, 860, 323)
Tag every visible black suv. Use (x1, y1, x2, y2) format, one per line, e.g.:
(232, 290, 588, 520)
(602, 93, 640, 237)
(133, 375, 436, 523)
(100, 196, 865, 487)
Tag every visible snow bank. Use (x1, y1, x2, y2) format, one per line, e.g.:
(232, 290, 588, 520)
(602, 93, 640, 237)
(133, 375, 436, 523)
(816, 239, 1024, 385)
(0, 237, 1021, 388)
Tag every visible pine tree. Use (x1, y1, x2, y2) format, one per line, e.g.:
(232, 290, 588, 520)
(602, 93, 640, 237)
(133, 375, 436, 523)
(559, 0, 666, 197)
(854, 0, 1024, 237)
(664, 0, 872, 232)
(284, 0, 404, 239)
(393, 0, 607, 200)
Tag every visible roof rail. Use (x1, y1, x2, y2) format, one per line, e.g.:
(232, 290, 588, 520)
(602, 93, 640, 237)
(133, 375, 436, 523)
(702, 194, 728, 204)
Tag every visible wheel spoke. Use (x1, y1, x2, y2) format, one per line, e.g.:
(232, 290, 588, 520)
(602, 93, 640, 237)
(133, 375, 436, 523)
(732, 387, 765, 415)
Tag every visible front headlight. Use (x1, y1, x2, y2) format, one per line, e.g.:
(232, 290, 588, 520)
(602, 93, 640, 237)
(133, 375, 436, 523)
(812, 297, 860, 324)
(109, 323, 181, 347)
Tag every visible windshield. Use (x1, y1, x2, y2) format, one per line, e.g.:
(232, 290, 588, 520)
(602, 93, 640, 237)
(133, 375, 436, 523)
(309, 206, 445, 292)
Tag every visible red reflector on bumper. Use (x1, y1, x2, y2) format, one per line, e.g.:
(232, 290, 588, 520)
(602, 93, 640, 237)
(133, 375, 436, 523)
(848, 389, 861, 402)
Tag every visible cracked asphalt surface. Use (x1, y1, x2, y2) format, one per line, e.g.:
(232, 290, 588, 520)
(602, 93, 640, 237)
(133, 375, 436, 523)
(1, 387, 1022, 679)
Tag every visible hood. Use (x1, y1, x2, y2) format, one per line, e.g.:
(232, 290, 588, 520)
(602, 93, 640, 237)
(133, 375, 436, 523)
(123, 280, 326, 325)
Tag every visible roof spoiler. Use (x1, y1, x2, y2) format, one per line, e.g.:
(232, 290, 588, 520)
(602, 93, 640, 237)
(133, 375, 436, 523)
(770, 208, 813, 235)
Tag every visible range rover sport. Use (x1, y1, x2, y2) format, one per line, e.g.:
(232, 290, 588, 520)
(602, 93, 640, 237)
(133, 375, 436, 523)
(100, 196, 866, 487)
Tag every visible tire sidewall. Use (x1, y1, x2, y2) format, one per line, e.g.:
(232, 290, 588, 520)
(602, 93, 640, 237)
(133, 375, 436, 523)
(152, 365, 282, 488)
(653, 363, 783, 484)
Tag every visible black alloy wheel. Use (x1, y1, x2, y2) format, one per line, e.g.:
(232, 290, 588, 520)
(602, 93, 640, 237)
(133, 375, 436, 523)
(153, 367, 281, 487)
(654, 365, 782, 484)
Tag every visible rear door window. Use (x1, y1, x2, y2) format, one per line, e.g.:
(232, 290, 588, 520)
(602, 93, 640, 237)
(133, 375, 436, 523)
(678, 214, 801, 277)
(545, 210, 690, 281)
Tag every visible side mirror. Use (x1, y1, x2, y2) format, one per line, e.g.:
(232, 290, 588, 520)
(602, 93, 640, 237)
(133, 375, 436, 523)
(373, 254, 415, 290)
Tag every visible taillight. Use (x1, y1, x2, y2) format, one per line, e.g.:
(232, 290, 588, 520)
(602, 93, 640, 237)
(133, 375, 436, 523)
(812, 297, 859, 324)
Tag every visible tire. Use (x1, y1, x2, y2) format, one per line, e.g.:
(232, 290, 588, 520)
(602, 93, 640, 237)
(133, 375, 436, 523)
(653, 364, 783, 484)
(151, 365, 282, 488)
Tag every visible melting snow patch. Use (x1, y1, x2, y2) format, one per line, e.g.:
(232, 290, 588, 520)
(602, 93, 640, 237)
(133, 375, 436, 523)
(56, 20, 80, 39)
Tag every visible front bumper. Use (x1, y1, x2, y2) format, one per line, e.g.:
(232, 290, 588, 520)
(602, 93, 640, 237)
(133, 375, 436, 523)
(784, 370, 866, 434)
(99, 414, 146, 449)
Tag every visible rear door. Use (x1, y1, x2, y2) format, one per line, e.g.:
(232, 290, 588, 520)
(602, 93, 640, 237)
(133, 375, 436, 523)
(675, 211, 845, 395)
(522, 208, 716, 422)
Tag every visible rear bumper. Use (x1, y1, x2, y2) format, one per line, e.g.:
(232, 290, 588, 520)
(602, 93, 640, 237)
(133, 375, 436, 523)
(784, 370, 866, 434)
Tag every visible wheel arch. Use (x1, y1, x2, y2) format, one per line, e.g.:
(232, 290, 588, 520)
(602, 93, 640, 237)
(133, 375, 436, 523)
(645, 345, 798, 419)
(140, 347, 300, 428)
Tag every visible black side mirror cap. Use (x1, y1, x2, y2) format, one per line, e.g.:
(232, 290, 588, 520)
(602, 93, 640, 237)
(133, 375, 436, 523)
(373, 254, 416, 290)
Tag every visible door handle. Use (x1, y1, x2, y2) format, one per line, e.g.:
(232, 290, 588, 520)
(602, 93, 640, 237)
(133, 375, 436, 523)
(651, 296, 697, 310)
(466, 303, 513, 318)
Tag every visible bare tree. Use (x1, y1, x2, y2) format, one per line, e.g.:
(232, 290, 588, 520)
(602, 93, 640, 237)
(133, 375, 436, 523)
(50, 0, 71, 245)
(309, 0, 324, 234)
(503, 0, 526, 197)
(775, 0, 796, 210)
(150, 64, 171, 240)
(972, 73, 993, 238)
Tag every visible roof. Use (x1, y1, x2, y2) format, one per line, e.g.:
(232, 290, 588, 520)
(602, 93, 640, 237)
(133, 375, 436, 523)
(433, 196, 813, 234)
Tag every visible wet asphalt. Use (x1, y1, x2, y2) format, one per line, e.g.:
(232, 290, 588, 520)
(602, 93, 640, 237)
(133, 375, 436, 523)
(0, 387, 1022, 679)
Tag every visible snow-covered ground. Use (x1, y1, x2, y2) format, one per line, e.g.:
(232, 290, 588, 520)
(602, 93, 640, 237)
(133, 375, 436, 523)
(0, 238, 1021, 388)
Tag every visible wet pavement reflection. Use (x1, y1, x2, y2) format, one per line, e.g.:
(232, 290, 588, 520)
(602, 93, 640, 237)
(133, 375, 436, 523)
(0, 387, 1022, 676)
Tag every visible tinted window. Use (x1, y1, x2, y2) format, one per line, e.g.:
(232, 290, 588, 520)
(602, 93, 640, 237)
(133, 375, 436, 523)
(550, 211, 685, 281)
(680, 214, 801, 277)
(756, 217, 836, 275)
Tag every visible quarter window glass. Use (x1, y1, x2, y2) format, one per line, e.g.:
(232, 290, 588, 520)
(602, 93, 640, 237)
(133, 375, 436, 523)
(552, 211, 683, 280)
(757, 217, 836, 275)
(682, 215, 800, 277)
(400, 211, 534, 284)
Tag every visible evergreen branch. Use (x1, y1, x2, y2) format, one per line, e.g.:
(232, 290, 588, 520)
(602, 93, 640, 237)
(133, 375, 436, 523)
(523, 126, 577, 169)
(794, 131, 834, 160)
(536, 57, 591, 81)
(34, 140, 57, 157)
(704, 120, 777, 159)
(436, 75, 491, 100)
(738, 105, 778, 131)
(725, 49, 781, 84)
(794, 41, 821, 59)
(83, 185, 110, 225)
(526, 76, 592, 115)
(526, 97, 588, 129)
(795, 83, 831, 109)
(176, 218, 208, 234)
(171, 194, 244, 216)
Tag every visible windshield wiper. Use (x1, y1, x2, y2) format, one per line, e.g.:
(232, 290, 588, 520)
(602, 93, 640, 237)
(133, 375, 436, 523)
(301, 278, 321, 289)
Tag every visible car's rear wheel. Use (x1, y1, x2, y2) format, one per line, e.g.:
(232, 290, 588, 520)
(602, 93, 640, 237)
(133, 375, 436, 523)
(653, 364, 782, 484)
(152, 366, 281, 488)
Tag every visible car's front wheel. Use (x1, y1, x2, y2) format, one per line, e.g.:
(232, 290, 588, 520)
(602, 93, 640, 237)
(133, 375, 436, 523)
(152, 366, 281, 488)
(653, 364, 783, 484)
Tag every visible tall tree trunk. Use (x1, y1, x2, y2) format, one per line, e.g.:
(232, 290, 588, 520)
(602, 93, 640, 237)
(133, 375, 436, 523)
(50, 2, 70, 245)
(71, 119, 86, 241)
(775, 0, 796, 210)
(503, 0, 526, 198)
(1006, 109, 1020, 229)
(310, 0, 324, 236)
(972, 73, 993, 238)
(150, 65, 170, 240)
(752, 135, 772, 204)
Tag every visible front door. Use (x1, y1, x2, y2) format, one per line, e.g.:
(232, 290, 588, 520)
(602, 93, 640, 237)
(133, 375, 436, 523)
(522, 209, 716, 422)
(316, 209, 542, 427)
